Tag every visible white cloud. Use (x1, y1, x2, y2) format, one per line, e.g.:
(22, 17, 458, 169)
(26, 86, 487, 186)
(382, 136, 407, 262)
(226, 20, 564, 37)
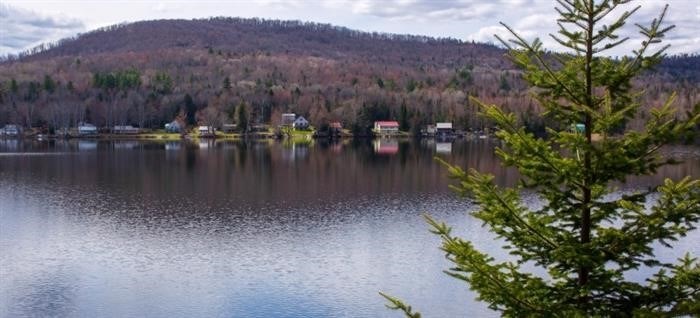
(0, 4, 85, 55)
(0, 0, 697, 56)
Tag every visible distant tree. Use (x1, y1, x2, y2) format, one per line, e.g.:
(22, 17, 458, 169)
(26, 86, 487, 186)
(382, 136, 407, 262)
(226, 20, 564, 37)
(383, 1, 700, 316)
(223, 76, 232, 90)
(184, 93, 197, 126)
(10, 78, 18, 94)
(399, 100, 410, 131)
(236, 102, 249, 133)
(43, 75, 56, 93)
(498, 72, 510, 92)
(376, 78, 385, 89)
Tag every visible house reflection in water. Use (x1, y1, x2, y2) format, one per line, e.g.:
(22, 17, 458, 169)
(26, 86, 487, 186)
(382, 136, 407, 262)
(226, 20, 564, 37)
(77, 140, 98, 151)
(436, 142, 452, 154)
(281, 140, 310, 162)
(373, 139, 399, 155)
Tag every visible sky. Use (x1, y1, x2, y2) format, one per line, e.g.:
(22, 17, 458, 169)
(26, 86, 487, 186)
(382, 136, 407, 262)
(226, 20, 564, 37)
(1, 0, 699, 57)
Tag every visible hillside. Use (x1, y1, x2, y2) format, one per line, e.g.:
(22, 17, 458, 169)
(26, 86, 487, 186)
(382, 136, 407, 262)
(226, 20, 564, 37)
(1, 18, 698, 135)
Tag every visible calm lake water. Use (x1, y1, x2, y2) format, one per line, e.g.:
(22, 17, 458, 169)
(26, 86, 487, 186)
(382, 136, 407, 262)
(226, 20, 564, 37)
(1, 138, 699, 318)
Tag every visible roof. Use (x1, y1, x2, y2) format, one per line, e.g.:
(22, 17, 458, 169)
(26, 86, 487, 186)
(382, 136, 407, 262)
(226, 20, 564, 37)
(78, 123, 96, 128)
(375, 121, 399, 127)
(436, 122, 453, 129)
(330, 122, 342, 128)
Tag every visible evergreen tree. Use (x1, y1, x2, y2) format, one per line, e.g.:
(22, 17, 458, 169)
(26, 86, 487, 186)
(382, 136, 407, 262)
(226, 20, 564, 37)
(236, 102, 249, 133)
(184, 94, 196, 126)
(399, 100, 410, 132)
(383, 1, 700, 316)
(43, 75, 56, 93)
(10, 78, 18, 94)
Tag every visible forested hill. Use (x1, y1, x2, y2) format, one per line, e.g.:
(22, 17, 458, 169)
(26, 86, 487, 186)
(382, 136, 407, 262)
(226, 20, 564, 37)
(1, 18, 698, 134)
(12, 17, 507, 69)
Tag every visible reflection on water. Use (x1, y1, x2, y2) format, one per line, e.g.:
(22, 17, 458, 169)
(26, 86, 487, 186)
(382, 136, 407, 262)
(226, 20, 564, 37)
(1, 139, 698, 317)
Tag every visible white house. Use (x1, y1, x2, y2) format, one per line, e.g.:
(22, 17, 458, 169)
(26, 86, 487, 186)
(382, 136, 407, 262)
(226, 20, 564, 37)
(282, 113, 296, 126)
(373, 121, 400, 134)
(78, 123, 98, 136)
(165, 121, 182, 133)
(198, 125, 215, 137)
(1, 124, 20, 136)
(436, 122, 454, 136)
(293, 116, 310, 130)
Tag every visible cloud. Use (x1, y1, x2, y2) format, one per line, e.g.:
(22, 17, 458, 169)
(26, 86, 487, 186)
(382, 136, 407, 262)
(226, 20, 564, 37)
(321, 0, 521, 22)
(0, 4, 85, 55)
(468, 1, 699, 55)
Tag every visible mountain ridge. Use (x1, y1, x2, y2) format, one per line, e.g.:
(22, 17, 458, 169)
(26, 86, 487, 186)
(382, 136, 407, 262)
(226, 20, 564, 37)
(0, 18, 698, 134)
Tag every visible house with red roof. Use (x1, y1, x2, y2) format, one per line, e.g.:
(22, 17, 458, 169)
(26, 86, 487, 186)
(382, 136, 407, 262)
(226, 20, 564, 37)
(373, 121, 399, 135)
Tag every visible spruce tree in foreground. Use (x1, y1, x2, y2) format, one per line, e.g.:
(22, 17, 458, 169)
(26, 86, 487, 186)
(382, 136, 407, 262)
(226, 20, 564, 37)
(382, 1, 700, 316)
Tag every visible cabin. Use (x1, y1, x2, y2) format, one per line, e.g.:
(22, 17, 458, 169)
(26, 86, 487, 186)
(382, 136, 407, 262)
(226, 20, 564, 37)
(165, 121, 182, 133)
(221, 124, 237, 133)
(282, 113, 296, 126)
(374, 121, 400, 135)
(436, 122, 454, 136)
(1, 124, 20, 136)
(113, 125, 139, 134)
(293, 116, 310, 130)
(198, 125, 215, 137)
(78, 123, 98, 136)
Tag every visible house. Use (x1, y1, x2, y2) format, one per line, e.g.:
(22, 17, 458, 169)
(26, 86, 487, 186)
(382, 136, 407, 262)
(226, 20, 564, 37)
(1, 124, 20, 136)
(113, 125, 140, 134)
(198, 125, 215, 137)
(78, 123, 98, 136)
(293, 116, 310, 130)
(221, 124, 237, 133)
(373, 121, 400, 135)
(436, 122, 454, 136)
(282, 113, 296, 126)
(165, 121, 182, 133)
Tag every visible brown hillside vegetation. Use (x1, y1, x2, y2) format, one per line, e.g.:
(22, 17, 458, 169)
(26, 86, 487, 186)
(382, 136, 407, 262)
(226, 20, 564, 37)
(0, 18, 698, 134)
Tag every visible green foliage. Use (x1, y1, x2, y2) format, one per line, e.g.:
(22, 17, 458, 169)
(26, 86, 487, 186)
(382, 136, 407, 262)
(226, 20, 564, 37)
(43, 75, 56, 93)
(236, 102, 249, 133)
(383, 1, 700, 317)
(10, 78, 18, 94)
(25, 82, 40, 102)
(376, 77, 385, 89)
(449, 64, 474, 89)
(152, 72, 173, 94)
(184, 93, 196, 126)
(399, 100, 410, 131)
(499, 72, 510, 91)
(93, 69, 141, 90)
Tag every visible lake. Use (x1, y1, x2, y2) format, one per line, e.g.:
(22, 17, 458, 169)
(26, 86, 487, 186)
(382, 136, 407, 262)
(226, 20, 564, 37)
(1, 138, 698, 317)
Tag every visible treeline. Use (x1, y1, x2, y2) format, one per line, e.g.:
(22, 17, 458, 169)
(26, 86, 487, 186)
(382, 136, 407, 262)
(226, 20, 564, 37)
(0, 19, 698, 135)
(2, 18, 507, 71)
